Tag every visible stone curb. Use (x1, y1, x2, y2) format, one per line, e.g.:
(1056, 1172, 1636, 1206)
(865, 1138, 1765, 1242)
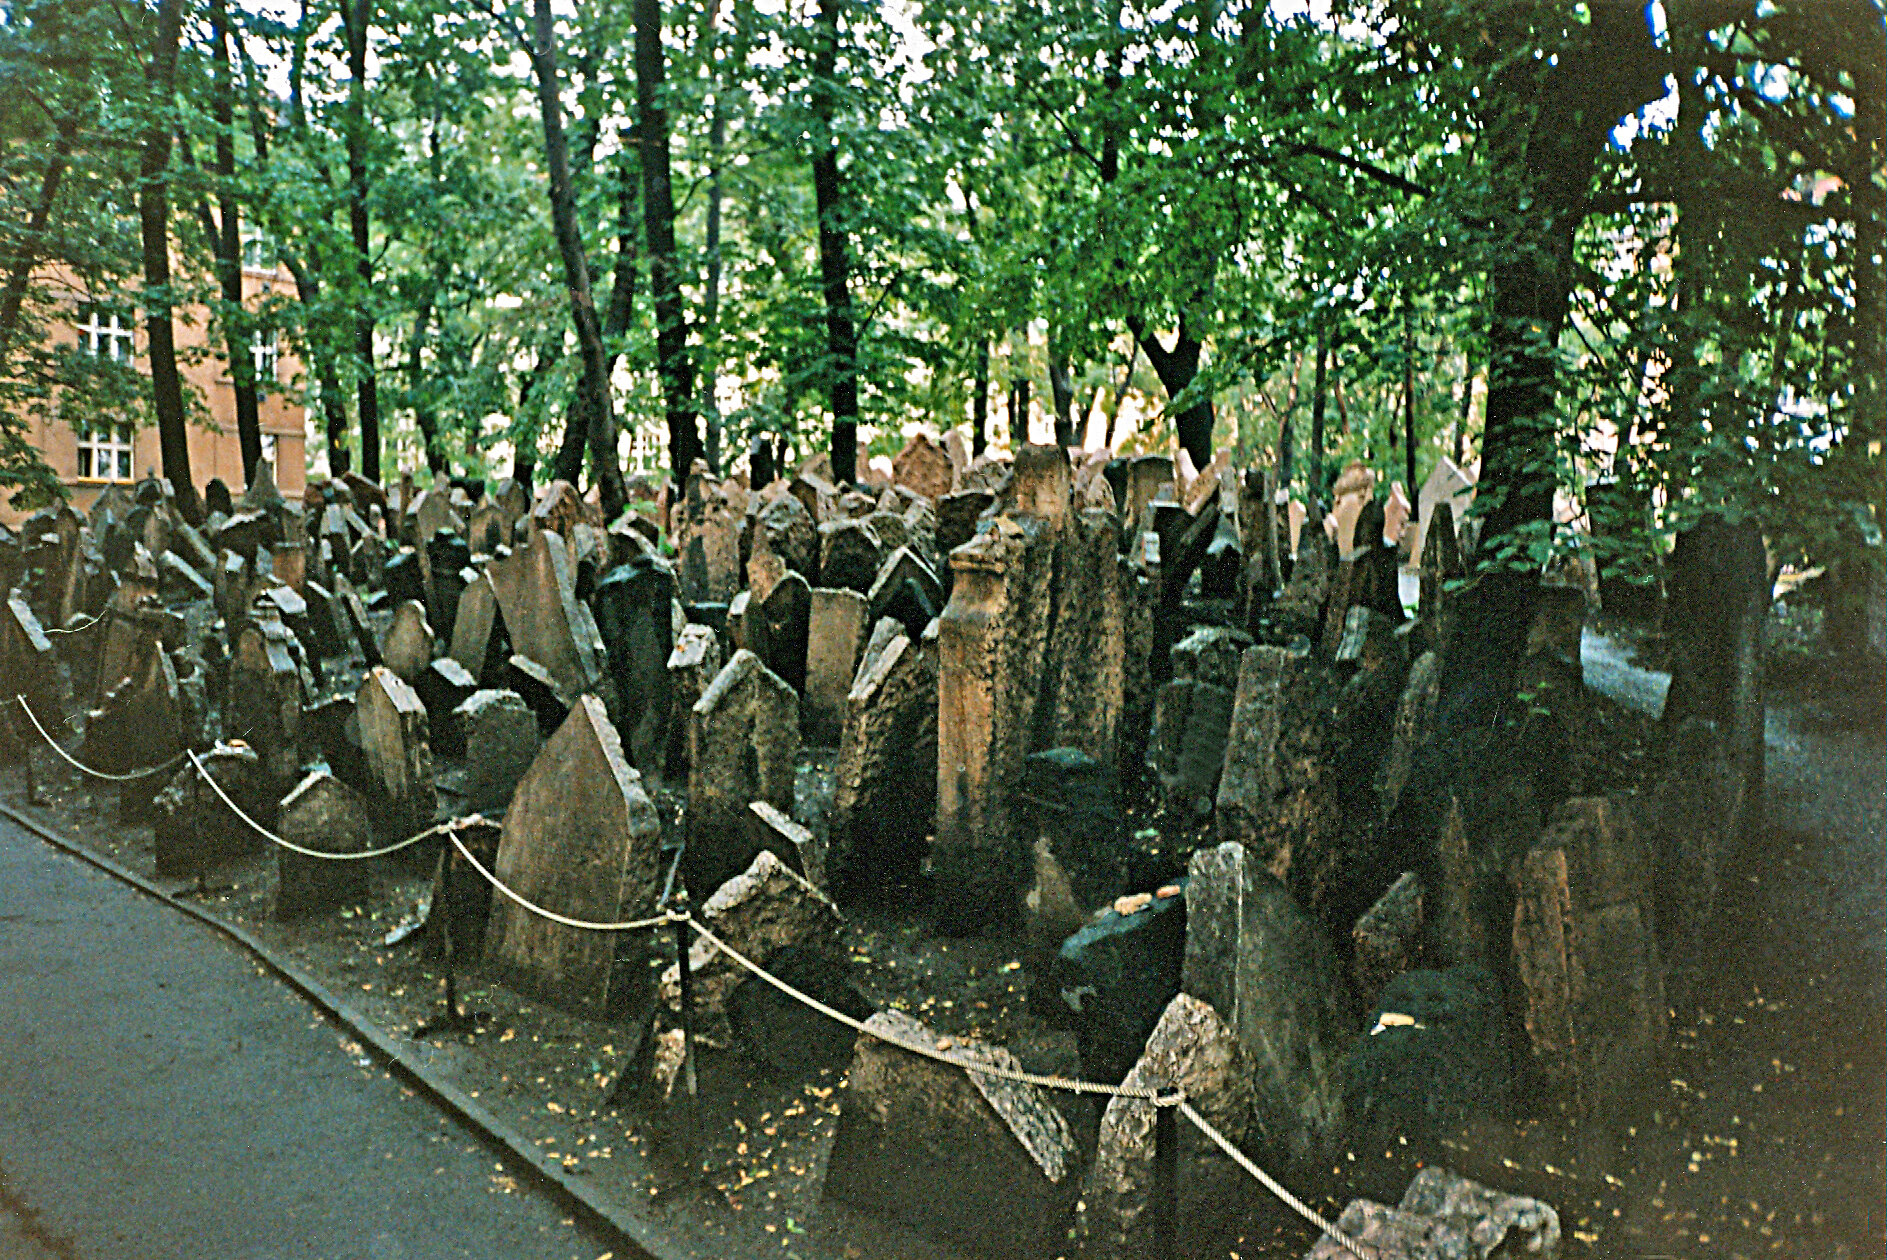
(0, 799, 675, 1260)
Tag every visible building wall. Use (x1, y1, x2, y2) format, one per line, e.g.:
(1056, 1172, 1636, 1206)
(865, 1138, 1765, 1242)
(5, 260, 307, 526)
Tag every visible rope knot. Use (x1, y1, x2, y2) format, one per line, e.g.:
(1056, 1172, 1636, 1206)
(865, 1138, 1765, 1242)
(1152, 1085, 1186, 1107)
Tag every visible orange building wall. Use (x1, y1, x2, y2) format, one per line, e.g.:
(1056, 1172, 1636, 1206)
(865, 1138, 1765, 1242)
(5, 260, 307, 527)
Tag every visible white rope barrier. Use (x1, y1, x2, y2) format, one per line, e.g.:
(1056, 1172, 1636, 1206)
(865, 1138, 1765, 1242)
(442, 830, 681, 934)
(1177, 1100, 1374, 1259)
(14, 695, 189, 782)
(184, 749, 443, 861)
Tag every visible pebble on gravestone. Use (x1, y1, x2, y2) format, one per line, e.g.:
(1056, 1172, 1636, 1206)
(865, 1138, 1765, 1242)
(485, 695, 662, 1016)
(274, 770, 372, 920)
(380, 599, 435, 683)
(1511, 796, 1666, 1117)
(355, 666, 434, 840)
(892, 431, 954, 502)
(1075, 994, 1253, 1260)
(1181, 841, 1357, 1157)
(685, 649, 799, 899)
(804, 588, 868, 747)
(455, 688, 541, 815)
(829, 625, 937, 902)
(822, 1010, 1079, 1258)
(658, 848, 841, 1032)
(1341, 964, 1511, 1145)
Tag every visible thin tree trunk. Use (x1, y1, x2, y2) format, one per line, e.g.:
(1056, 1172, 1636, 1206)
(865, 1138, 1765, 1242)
(139, 0, 202, 523)
(1403, 304, 1417, 513)
(210, 0, 262, 486)
(1309, 321, 1329, 506)
(1126, 313, 1214, 469)
(344, 0, 380, 481)
(972, 341, 989, 457)
(809, 0, 859, 483)
(1454, 351, 1474, 466)
(0, 119, 77, 360)
(531, 0, 626, 518)
(634, 0, 702, 487)
(1048, 351, 1076, 447)
(406, 291, 445, 476)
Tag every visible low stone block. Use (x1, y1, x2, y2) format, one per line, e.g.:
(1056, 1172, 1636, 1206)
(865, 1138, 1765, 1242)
(1039, 881, 1187, 1085)
(275, 770, 373, 919)
(455, 689, 541, 816)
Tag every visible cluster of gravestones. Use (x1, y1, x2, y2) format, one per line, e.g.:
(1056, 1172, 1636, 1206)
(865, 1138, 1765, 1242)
(0, 437, 1747, 1260)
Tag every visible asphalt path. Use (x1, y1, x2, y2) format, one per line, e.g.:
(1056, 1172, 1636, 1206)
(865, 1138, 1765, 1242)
(0, 811, 619, 1260)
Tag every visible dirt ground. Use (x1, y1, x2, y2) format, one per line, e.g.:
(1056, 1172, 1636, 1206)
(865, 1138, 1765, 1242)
(3, 644, 1880, 1260)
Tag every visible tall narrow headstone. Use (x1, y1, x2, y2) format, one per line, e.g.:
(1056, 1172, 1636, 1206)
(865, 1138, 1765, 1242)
(685, 649, 799, 898)
(486, 528, 606, 704)
(354, 666, 434, 840)
(804, 587, 868, 746)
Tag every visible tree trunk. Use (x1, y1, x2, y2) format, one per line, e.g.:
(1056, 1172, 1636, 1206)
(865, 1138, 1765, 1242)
(1309, 321, 1328, 505)
(1402, 305, 1417, 513)
(809, 0, 859, 483)
(634, 0, 702, 487)
(210, 0, 263, 487)
(532, 0, 626, 519)
(698, 31, 728, 474)
(138, 0, 202, 524)
(344, 0, 380, 482)
(0, 119, 77, 361)
(972, 341, 989, 456)
(405, 291, 445, 476)
(1127, 314, 1213, 470)
(1049, 352, 1076, 447)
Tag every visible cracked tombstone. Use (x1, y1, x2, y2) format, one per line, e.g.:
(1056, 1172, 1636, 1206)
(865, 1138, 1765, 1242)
(684, 649, 799, 899)
(380, 599, 435, 683)
(823, 1010, 1081, 1257)
(1075, 993, 1254, 1260)
(355, 666, 435, 841)
(274, 769, 372, 919)
(828, 622, 938, 902)
(1182, 841, 1357, 1157)
(485, 695, 663, 1016)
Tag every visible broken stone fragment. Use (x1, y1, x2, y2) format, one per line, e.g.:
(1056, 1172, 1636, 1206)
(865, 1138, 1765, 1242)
(823, 1009, 1080, 1258)
(1075, 993, 1254, 1260)
(1352, 871, 1424, 1009)
(274, 769, 372, 920)
(1304, 1166, 1559, 1260)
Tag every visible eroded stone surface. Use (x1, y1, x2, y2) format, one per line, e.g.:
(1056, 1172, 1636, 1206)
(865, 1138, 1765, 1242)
(275, 769, 372, 919)
(685, 649, 799, 898)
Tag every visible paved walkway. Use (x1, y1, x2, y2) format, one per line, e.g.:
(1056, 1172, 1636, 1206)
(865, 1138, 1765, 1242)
(0, 812, 620, 1260)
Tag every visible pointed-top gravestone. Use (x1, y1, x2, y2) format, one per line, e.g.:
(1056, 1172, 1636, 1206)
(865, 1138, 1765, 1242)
(448, 569, 500, 680)
(355, 666, 434, 840)
(275, 769, 372, 919)
(865, 546, 942, 640)
(892, 431, 954, 502)
(485, 527, 605, 703)
(816, 517, 883, 593)
(485, 695, 663, 1015)
(380, 599, 435, 683)
(685, 649, 799, 898)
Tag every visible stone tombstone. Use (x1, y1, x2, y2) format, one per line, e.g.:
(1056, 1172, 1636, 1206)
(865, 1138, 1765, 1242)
(425, 529, 471, 638)
(1511, 796, 1667, 1116)
(383, 546, 428, 610)
(1121, 455, 1174, 537)
(466, 500, 509, 556)
(829, 623, 939, 901)
(1409, 455, 1476, 569)
(1214, 641, 1324, 879)
(1342, 964, 1511, 1144)
(751, 486, 820, 580)
(380, 599, 435, 683)
(789, 470, 838, 526)
(225, 617, 303, 789)
(354, 666, 434, 840)
(1149, 625, 1252, 818)
(1373, 648, 1443, 821)
(663, 622, 722, 773)
(862, 509, 912, 563)
(413, 657, 479, 756)
(485, 528, 606, 706)
(675, 475, 743, 603)
(448, 570, 501, 681)
(485, 695, 663, 1015)
(892, 431, 954, 502)
(504, 654, 572, 735)
(934, 489, 994, 560)
(1043, 882, 1187, 1085)
(152, 743, 271, 877)
(1181, 841, 1357, 1156)
(81, 637, 183, 790)
(274, 769, 372, 919)
(590, 557, 678, 774)
(746, 799, 825, 890)
(804, 587, 869, 746)
(865, 546, 942, 642)
(270, 542, 306, 595)
(1306, 1166, 1559, 1260)
(684, 649, 799, 898)
(754, 569, 812, 696)
(823, 1009, 1080, 1258)
(528, 479, 582, 540)
(1417, 499, 1463, 654)
(816, 517, 883, 593)
(1075, 994, 1253, 1260)
(1351, 871, 1423, 1009)
(455, 688, 541, 815)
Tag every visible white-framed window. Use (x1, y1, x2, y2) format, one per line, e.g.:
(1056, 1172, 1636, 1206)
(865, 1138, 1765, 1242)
(76, 425, 135, 482)
(261, 433, 279, 467)
(251, 329, 279, 382)
(241, 227, 277, 271)
(77, 308, 135, 361)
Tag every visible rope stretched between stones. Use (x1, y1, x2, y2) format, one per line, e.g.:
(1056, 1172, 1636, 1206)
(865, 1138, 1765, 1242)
(443, 830, 681, 934)
(14, 695, 189, 782)
(41, 609, 105, 637)
(1177, 1100, 1375, 1260)
(184, 749, 444, 861)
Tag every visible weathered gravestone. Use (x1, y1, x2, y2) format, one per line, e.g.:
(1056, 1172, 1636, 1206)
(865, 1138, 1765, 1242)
(1182, 841, 1356, 1157)
(803, 587, 869, 746)
(413, 657, 479, 756)
(663, 622, 722, 774)
(485, 696, 662, 1016)
(225, 617, 303, 791)
(754, 569, 811, 696)
(1341, 963, 1511, 1146)
(1351, 871, 1424, 1010)
(590, 557, 678, 774)
(448, 570, 502, 682)
(817, 517, 883, 593)
(1304, 1165, 1559, 1260)
(823, 1010, 1081, 1258)
(893, 432, 954, 502)
(274, 770, 373, 919)
(153, 743, 270, 877)
(829, 623, 937, 901)
(454, 688, 541, 815)
(355, 666, 434, 840)
(750, 487, 819, 580)
(1075, 994, 1254, 1260)
(486, 528, 607, 706)
(381, 599, 435, 683)
(746, 800, 825, 890)
(684, 649, 799, 898)
(1511, 796, 1667, 1116)
(1150, 626, 1250, 818)
(1041, 882, 1187, 1086)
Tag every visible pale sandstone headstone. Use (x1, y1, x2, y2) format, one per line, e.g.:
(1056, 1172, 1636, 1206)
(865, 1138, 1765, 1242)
(380, 599, 435, 683)
(354, 666, 433, 840)
(804, 587, 869, 746)
(275, 770, 372, 919)
(485, 528, 605, 704)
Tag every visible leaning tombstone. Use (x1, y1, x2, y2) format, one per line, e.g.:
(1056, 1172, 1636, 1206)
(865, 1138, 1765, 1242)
(484, 696, 663, 1016)
(803, 587, 868, 746)
(684, 649, 799, 898)
(590, 557, 677, 775)
(354, 666, 435, 841)
(380, 599, 435, 683)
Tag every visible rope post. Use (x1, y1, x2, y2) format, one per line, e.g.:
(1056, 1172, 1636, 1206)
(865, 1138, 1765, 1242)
(671, 889, 698, 1102)
(1152, 1088, 1179, 1256)
(12, 702, 43, 806)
